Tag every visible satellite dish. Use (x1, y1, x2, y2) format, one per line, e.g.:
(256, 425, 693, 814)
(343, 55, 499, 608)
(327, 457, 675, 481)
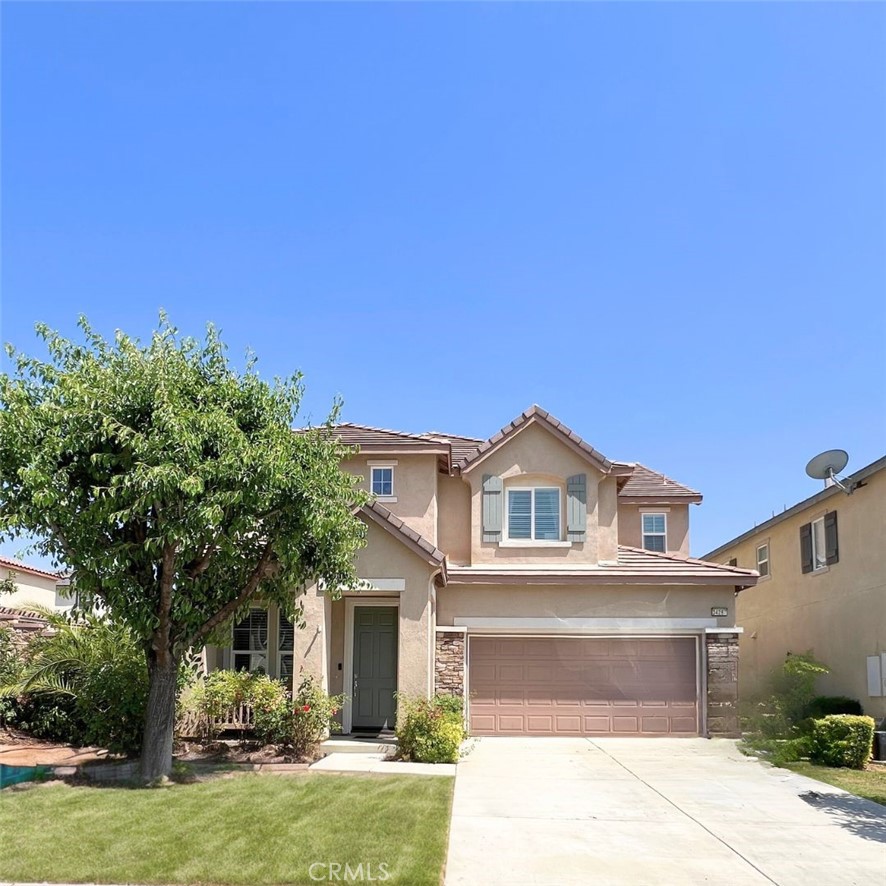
(805, 449, 849, 481)
(805, 449, 854, 494)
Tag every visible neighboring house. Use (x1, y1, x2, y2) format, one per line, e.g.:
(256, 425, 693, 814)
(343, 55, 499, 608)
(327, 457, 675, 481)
(207, 405, 757, 737)
(0, 556, 71, 612)
(704, 456, 886, 721)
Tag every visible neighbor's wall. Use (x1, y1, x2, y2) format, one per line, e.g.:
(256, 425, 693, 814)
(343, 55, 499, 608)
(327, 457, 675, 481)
(341, 454, 439, 544)
(1, 569, 62, 612)
(721, 467, 886, 720)
(617, 503, 691, 555)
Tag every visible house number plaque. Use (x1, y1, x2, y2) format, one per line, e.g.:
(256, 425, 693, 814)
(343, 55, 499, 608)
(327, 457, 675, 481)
(711, 607, 728, 617)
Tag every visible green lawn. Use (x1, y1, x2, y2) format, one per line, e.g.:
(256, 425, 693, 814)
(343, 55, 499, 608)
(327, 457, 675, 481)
(0, 772, 454, 885)
(785, 761, 886, 807)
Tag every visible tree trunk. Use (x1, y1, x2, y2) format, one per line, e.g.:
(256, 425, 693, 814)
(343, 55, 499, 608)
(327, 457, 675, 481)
(139, 650, 178, 782)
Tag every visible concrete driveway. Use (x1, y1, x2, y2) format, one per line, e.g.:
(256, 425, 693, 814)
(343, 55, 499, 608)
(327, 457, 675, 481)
(445, 737, 886, 886)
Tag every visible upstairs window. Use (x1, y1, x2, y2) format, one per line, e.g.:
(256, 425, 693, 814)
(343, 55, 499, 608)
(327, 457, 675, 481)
(371, 466, 394, 497)
(507, 487, 561, 541)
(642, 513, 667, 552)
(756, 543, 770, 578)
(800, 511, 838, 573)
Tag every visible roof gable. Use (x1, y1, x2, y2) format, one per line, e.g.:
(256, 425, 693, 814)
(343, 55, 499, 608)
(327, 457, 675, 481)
(358, 501, 447, 576)
(457, 406, 632, 477)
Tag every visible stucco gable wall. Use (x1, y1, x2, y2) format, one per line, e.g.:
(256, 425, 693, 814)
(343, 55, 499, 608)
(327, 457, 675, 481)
(465, 421, 613, 566)
(618, 502, 691, 555)
(341, 453, 438, 545)
(297, 518, 436, 700)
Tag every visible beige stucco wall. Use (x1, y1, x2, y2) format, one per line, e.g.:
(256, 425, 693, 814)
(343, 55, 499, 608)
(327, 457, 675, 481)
(341, 454, 438, 544)
(437, 474, 471, 565)
(1, 568, 66, 611)
(294, 518, 437, 704)
(617, 503, 691, 555)
(718, 468, 886, 719)
(437, 583, 737, 627)
(464, 422, 614, 566)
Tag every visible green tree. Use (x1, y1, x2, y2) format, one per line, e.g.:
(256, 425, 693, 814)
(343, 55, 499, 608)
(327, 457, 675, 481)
(0, 317, 365, 780)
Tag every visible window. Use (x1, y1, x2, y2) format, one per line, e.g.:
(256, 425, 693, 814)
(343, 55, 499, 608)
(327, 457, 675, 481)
(278, 612, 294, 684)
(756, 543, 770, 578)
(231, 607, 294, 683)
(800, 511, 838, 574)
(507, 487, 561, 540)
(232, 608, 269, 674)
(642, 513, 667, 552)
(371, 466, 394, 497)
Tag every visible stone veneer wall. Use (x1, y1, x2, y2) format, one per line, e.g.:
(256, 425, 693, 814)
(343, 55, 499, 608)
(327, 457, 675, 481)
(434, 630, 466, 696)
(706, 632, 740, 737)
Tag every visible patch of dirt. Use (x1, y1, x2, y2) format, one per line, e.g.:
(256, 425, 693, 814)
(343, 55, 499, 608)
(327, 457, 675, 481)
(0, 730, 114, 767)
(174, 739, 318, 765)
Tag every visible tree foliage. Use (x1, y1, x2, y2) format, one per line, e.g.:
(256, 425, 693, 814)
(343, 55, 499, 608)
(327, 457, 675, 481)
(0, 316, 366, 777)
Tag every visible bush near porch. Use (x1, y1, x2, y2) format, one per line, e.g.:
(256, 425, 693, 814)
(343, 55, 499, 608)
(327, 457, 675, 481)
(396, 694, 465, 764)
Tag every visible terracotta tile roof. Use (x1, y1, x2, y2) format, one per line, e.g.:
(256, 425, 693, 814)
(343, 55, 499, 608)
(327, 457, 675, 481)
(446, 546, 757, 587)
(359, 500, 446, 569)
(422, 431, 485, 465)
(617, 464, 702, 502)
(333, 422, 436, 446)
(0, 555, 62, 582)
(457, 405, 630, 475)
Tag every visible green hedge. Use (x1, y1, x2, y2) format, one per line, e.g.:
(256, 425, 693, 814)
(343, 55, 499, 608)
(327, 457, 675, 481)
(396, 694, 465, 764)
(809, 715, 875, 769)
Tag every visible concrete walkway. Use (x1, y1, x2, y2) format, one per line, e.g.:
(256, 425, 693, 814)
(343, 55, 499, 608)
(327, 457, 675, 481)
(445, 737, 886, 886)
(310, 751, 456, 776)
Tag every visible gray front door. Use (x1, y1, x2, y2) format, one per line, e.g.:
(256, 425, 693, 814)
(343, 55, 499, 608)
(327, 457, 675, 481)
(352, 606, 398, 731)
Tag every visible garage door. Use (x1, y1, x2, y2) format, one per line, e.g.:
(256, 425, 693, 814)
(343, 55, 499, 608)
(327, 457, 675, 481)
(468, 636, 698, 736)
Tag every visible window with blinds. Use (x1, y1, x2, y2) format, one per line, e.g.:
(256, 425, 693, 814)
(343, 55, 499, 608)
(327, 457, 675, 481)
(642, 513, 667, 552)
(232, 609, 269, 674)
(507, 487, 561, 541)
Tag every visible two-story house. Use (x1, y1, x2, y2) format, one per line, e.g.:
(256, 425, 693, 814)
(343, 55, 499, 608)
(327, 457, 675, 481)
(209, 406, 757, 738)
(704, 455, 886, 721)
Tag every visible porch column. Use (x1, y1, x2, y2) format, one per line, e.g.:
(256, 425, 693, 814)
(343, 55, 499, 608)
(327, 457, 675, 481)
(295, 584, 331, 692)
(434, 628, 466, 696)
(706, 632, 740, 737)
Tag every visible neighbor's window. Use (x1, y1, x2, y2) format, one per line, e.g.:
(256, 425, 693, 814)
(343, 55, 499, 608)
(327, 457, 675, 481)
(507, 487, 561, 541)
(642, 513, 667, 552)
(371, 466, 394, 497)
(756, 543, 770, 578)
(232, 608, 269, 674)
(811, 516, 827, 571)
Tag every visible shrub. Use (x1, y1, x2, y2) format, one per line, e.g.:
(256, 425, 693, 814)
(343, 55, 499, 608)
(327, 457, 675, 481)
(804, 696, 863, 719)
(396, 694, 466, 764)
(0, 612, 148, 754)
(810, 715, 875, 769)
(254, 675, 344, 756)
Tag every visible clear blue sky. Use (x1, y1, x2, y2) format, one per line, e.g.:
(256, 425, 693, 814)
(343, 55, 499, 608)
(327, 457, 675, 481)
(2, 2, 884, 563)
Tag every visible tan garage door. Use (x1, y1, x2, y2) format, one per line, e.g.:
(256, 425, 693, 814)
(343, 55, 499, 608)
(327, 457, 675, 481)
(469, 636, 698, 736)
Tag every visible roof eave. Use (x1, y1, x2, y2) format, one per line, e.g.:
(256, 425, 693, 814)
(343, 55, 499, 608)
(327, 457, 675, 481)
(618, 494, 704, 505)
(444, 569, 756, 587)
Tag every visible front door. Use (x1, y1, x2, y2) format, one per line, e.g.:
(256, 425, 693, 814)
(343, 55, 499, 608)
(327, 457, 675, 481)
(352, 606, 398, 731)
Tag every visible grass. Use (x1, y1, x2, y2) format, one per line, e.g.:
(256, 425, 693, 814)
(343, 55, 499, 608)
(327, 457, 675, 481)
(0, 772, 454, 885)
(784, 761, 886, 807)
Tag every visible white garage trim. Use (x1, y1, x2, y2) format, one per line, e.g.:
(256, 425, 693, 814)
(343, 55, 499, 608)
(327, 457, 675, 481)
(454, 616, 718, 631)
